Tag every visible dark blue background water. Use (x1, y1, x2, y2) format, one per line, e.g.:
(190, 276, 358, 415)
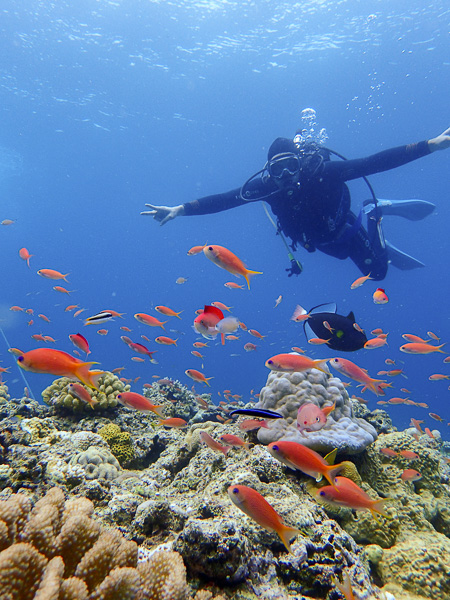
(0, 0, 448, 436)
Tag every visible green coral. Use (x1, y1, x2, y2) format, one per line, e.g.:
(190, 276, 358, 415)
(98, 424, 135, 465)
(41, 372, 131, 413)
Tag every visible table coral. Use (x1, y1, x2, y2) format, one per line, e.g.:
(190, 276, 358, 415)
(255, 370, 377, 453)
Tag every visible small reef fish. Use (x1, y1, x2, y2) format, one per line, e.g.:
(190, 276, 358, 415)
(157, 418, 188, 428)
(37, 269, 69, 281)
(429, 412, 445, 422)
(308, 337, 331, 345)
(297, 402, 335, 433)
(199, 431, 229, 456)
(227, 484, 303, 553)
(10, 306, 24, 312)
(185, 369, 213, 386)
(329, 357, 386, 396)
(219, 434, 251, 450)
(19, 247, 33, 268)
(187, 244, 206, 256)
(317, 477, 389, 519)
(38, 314, 51, 323)
(429, 374, 450, 381)
(244, 342, 257, 352)
(291, 346, 305, 353)
(290, 304, 311, 322)
(398, 450, 418, 460)
(8, 348, 24, 357)
(265, 353, 329, 374)
(229, 408, 283, 419)
(402, 334, 430, 343)
(175, 277, 188, 284)
(116, 392, 164, 416)
(380, 448, 398, 458)
(373, 288, 389, 304)
(401, 469, 422, 482)
(224, 282, 245, 289)
(97, 329, 108, 336)
(424, 427, 434, 439)
(17, 348, 103, 389)
(238, 419, 269, 431)
(53, 286, 73, 295)
(427, 331, 440, 341)
(364, 337, 388, 349)
(410, 418, 424, 433)
(400, 343, 445, 354)
(67, 383, 98, 409)
(350, 272, 372, 289)
(248, 329, 265, 339)
(193, 341, 209, 348)
(73, 309, 86, 318)
(84, 311, 115, 325)
(268, 441, 345, 487)
(65, 304, 79, 312)
(194, 305, 224, 341)
(134, 313, 167, 329)
(128, 342, 157, 360)
(1, 219, 15, 225)
(274, 295, 282, 308)
(191, 350, 204, 358)
(155, 336, 178, 346)
(203, 244, 262, 289)
(215, 316, 240, 335)
(211, 301, 233, 312)
(155, 306, 183, 319)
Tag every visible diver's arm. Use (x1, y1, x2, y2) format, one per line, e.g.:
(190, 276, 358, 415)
(183, 188, 247, 216)
(428, 126, 450, 152)
(325, 141, 432, 182)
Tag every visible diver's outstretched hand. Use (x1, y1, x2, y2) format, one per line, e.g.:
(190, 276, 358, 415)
(140, 203, 185, 225)
(428, 127, 450, 152)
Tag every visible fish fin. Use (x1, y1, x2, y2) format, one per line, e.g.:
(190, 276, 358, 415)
(205, 377, 214, 387)
(244, 270, 263, 289)
(333, 573, 355, 600)
(324, 464, 345, 488)
(371, 498, 391, 519)
(277, 525, 305, 553)
(151, 405, 165, 418)
(346, 311, 356, 322)
(309, 302, 337, 315)
(322, 402, 336, 416)
(324, 448, 338, 465)
(73, 362, 101, 389)
(312, 359, 330, 374)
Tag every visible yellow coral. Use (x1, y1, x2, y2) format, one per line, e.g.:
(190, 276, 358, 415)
(98, 425, 135, 465)
(41, 373, 130, 413)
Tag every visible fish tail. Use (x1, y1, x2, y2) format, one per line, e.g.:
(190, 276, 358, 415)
(63, 273, 70, 282)
(324, 463, 345, 488)
(312, 359, 330, 374)
(73, 363, 102, 389)
(151, 405, 165, 418)
(205, 377, 214, 387)
(176, 312, 183, 319)
(371, 498, 390, 519)
(277, 525, 304, 553)
(437, 344, 446, 353)
(244, 269, 263, 289)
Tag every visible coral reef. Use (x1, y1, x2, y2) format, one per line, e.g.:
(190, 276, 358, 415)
(0, 487, 189, 600)
(98, 423, 135, 465)
(41, 373, 131, 413)
(68, 447, 122, 481)
(255, 370, 378, 453)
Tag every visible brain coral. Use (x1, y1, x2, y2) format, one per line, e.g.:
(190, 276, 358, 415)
(255, 369, 377, 453)
(69, 447, 122, 481)
(41, 372, 131, 413)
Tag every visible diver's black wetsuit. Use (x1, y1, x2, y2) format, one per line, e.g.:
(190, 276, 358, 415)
(183, 141, 431, 280)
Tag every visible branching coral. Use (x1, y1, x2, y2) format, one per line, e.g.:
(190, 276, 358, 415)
(0, 488, 189, 600)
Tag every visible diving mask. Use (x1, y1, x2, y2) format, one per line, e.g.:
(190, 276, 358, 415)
(267, 152, 301, 180)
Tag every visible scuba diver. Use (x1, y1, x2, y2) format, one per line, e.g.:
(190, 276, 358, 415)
(141, 126, 450, 279)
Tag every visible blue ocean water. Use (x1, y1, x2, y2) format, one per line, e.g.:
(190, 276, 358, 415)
(0, 0, 448, 436)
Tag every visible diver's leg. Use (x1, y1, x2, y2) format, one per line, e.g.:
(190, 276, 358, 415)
(363, 198, 435, 221)
(347, 218, 388, 280)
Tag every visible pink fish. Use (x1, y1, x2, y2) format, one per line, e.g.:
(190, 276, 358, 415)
(329, 357, 386, 396)
(199, 431, 230, 456)
(67, 383, 98, 409)
(69, 333, 90, 355)
(297, 402, 336, 433)
(116, 391, 164, 416)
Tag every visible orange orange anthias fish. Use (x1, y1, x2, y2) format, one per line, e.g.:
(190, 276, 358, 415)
(17, 348, 103, 389)
(185, 369, 213, 386)
(400, 343, 445, 354)
(268, 441, 344, 487)
(317, 477, 390, 519)
(155, 305, 183, 319)
(265, 353, 329, 374)
(134, 313, 167, 329)
(329, 357, 386, 395)
(350, 272, 372, 289)
(19, 247, 33, 268)
(228, 484, 303, 553)
(37, 269, 69, 281)
(203, 244, 262, 289)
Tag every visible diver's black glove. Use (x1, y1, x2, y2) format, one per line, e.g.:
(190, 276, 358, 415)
(286, 259, 303, 277)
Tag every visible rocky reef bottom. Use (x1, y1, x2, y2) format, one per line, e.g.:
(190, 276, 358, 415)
(0, 380, 449, 600)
